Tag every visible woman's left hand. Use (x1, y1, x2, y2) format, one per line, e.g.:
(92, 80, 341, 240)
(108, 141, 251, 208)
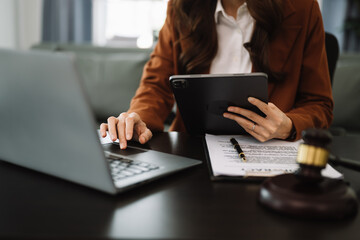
(223, 97, 293, 142)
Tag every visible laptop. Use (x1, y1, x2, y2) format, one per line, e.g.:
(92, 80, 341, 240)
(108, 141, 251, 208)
(169, 73, 268, 135)
(0, 49, 201, 195)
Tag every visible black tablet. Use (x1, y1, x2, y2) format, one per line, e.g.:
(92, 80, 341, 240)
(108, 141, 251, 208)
(169, 73, 268, 135)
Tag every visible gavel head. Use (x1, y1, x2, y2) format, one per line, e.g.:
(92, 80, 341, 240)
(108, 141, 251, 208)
(295, 128, 332, 182)
(259, 128, 358, 219)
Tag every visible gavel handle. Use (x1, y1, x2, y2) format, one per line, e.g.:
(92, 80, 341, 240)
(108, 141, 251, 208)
(328, 154, 360, 172)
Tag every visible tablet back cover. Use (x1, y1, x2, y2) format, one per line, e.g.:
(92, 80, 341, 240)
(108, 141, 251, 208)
(170, 73, 268, 135)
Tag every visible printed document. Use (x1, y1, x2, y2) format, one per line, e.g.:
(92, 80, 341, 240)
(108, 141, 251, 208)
(205, 134, 342, 178)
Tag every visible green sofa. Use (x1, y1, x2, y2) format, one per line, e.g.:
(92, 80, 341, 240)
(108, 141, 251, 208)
(32, 43, 360, 135)
(331, 54, 360, 135)
(32, 43, 152, 122)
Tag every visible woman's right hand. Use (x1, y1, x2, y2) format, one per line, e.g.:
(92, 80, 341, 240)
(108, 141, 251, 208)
(99, 112, 153, 149)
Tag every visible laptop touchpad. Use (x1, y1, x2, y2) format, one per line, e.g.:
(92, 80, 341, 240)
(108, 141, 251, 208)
(102, 143, 147, 156)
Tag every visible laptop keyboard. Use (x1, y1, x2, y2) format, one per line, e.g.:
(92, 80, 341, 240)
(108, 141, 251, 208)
(106, 153, 160, 181)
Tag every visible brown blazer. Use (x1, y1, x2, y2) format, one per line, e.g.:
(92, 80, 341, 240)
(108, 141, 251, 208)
(128, 0, 333, 140)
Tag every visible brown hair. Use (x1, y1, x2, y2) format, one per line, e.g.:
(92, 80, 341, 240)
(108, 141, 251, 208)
(173, 0, 284, 82)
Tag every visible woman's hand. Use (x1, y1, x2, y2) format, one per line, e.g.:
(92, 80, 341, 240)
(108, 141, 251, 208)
(223, 97, 293, 142)
(99, 112, 153, 149)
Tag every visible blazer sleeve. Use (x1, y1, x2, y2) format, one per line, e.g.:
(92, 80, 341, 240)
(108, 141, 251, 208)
(127, 3, 176, 132)
(286, 1, 334, 140)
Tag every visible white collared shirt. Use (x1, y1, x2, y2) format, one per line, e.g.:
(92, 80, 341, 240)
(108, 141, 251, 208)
(209, 0, 255, 74)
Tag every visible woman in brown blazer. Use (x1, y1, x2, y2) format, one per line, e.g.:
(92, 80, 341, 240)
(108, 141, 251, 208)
(100, 0, 333, 149)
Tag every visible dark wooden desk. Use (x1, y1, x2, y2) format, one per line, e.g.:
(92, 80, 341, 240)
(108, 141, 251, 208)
(0, 132, 360, 240)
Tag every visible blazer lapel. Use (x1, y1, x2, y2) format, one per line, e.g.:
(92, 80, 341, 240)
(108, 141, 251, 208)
(283, 0, 296, 19)
(268, 25, 302, 74)
(268, 0, 302, 73)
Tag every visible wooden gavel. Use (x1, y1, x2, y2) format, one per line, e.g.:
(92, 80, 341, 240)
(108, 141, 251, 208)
(259, 128, 358, 219)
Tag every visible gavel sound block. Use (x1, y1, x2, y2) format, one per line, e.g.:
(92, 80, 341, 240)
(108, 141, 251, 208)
(259, 129, 358, 219)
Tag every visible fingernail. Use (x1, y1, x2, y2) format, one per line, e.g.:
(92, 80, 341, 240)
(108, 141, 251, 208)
(248, 97, 254, 102)
(126, 134, 131, 140)
(120, 142, 124, 149)
(227, 107, 233, 111)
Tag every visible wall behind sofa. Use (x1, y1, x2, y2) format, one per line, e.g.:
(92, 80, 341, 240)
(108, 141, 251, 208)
(0, 0, 42, 50)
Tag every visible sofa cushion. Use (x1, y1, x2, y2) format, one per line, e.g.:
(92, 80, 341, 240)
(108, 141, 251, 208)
(332, 54, 360, 132)
(32, 43, 152, 121)
(75, 52, 150, 120)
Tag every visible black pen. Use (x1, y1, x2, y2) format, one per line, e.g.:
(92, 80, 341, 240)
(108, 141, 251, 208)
(230, 138, 246, 162)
